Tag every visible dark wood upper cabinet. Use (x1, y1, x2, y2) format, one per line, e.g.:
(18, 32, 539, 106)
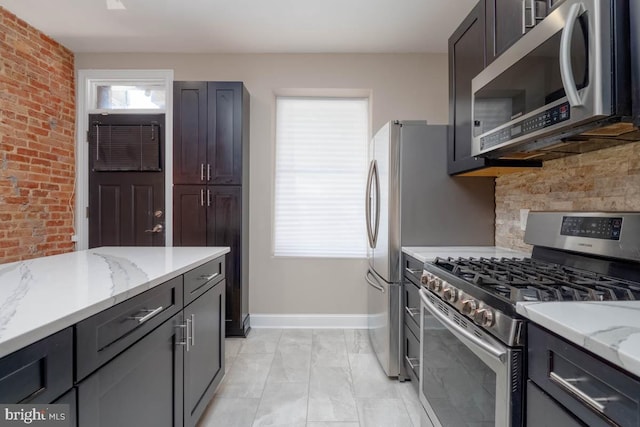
(174, 82, 247, 185)
(208, 83, 244, 185)
(174, 82, 208, 185)
(447, 1, 541, 176)
(485, 0, 526, 64)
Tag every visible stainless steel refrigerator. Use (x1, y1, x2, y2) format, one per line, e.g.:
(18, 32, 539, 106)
(365, 121, 495, 377)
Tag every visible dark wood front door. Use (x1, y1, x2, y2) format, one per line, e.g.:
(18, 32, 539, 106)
(88, 114, 165, 248)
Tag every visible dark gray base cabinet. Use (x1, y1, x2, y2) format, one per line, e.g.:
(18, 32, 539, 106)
(402, 254, 423, 392)
(527, 324, 640, 427)
(0, 328, 73, 405)
(184, 280, 225, 426)
(74, 258, 226, 427)
(78, 313, 184, 427)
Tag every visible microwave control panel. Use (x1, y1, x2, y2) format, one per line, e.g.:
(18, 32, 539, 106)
(480, 101, 571, 150)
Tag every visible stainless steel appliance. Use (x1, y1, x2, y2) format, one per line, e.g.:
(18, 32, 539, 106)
(472, 0, 636, 161)
(364, 121, 495, 377)
(417, 211, 640, 426)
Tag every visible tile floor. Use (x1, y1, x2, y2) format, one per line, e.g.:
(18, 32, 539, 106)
(197, 328, 435, 427)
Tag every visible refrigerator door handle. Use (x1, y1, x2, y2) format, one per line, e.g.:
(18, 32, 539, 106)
(366, 270, 385, 293)
(371, 159, 381, 248)
(365, 160, 375, 248)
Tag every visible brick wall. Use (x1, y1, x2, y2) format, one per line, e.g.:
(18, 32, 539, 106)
(495, 142, 640, 251)
(0, 7, 75, 263)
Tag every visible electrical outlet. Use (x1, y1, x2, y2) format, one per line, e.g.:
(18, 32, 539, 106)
(71, 234, 78, 242)
(520, 209, 530, 231)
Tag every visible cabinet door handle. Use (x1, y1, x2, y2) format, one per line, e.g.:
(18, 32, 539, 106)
(130, 306, 163, 324)
(207, 189, 211, 207)
(200, 163, 205, 181)
(186, 316, 192, 352)
(405, 307, 419, 317)
(200, 189, 205, 207)
(207, 164, 211, 181)
(176, 320, 188, 350)
(190, 314, 195, 347)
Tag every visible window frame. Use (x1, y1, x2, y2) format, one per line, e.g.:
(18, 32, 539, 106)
(272, 94, 371, 259)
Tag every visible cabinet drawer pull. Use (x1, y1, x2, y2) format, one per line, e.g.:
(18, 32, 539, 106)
(405, 267, 422, 276)
(405, 356, 420, 370)
(199, 272, 219, 282)
(405, 307, 419, 316)
(130, 306, 163, 324)
(549, 372, 615, 414)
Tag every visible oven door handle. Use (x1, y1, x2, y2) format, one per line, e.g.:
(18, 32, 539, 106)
(420, 290, 507, 363)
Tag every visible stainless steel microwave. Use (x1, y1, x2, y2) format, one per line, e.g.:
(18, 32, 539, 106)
(471, 0, 636, 160)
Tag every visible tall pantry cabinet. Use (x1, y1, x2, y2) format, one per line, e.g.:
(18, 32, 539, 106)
(173, 81, 250, 337)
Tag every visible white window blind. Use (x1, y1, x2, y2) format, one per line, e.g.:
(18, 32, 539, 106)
(274, 97, 369, 257)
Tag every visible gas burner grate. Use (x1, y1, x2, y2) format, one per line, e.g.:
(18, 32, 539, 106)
(432, 256, 640, 302)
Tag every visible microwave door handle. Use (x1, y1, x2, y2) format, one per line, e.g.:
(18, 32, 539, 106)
(559, 3, 584, 107)
(365, 160, 375, 248)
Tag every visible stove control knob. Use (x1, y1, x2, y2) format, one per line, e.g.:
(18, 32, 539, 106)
(474, 308, 495, 327)
(461, 299, 478, 316)
(443, 287, 458, 303)
(420, 274, 430, 285)
(429, 278, 443, 292)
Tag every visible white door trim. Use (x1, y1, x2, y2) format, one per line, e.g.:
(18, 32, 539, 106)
(75, 69, 174, 250)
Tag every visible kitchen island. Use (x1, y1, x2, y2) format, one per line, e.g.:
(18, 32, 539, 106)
(0, 246, 230, 427)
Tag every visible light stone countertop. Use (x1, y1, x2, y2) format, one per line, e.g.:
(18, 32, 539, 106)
(517, 301, 640, 379)
(0, 246, 230, 358)
(402, 246, 531, 263)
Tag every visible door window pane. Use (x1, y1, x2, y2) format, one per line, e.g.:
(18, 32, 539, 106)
(93, 84, 166, 110)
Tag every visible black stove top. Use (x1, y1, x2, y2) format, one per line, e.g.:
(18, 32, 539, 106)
(431, 256, 640, 304)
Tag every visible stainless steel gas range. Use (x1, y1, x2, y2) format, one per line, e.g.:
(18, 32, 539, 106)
(417, 212, 640, 427)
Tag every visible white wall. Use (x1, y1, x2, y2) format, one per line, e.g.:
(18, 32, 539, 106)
(75, 53, 449, 316)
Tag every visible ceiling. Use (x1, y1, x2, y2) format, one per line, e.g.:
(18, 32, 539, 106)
(0, 0, 476, 54)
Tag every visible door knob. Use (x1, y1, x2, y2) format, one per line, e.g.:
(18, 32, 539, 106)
(145, 224, 164, 233)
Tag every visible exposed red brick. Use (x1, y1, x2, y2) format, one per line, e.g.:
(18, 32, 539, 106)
(0, 6, 75, 263)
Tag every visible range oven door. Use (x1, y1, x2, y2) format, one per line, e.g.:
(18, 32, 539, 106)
(418, 289, 523, 427)
(471, 0, 625, 159)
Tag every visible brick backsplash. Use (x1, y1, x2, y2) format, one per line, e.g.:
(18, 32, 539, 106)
(0, 7, 75, 263)
(495, 141, 640, 252)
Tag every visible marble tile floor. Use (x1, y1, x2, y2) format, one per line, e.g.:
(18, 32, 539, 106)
(197, 328, 435, 427)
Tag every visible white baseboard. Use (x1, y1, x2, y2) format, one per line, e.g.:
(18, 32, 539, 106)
(250, 314, 368, 329)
